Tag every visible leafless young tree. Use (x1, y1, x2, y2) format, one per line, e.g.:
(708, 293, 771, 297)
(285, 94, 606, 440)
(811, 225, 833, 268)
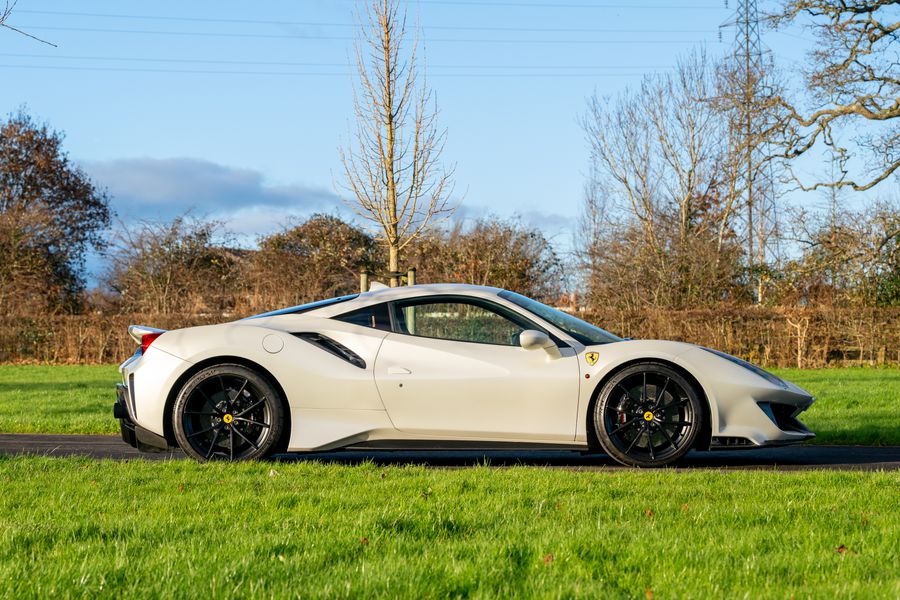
(770, 0, 899, 191)
(339, 0, 454, 286)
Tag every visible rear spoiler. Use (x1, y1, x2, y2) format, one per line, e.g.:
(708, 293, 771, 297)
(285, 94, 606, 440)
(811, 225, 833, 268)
(128, 325, 167, 344)
(128, 325, 167, 353)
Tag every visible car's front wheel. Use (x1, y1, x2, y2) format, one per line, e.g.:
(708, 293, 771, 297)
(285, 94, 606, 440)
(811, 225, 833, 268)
(593, 362, 704, 468)
(172, 364, 284, 461)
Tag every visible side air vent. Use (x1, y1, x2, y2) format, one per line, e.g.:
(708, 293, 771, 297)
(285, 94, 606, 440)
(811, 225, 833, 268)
(292, 333, 366, 369)
(710, 436, 756, 449)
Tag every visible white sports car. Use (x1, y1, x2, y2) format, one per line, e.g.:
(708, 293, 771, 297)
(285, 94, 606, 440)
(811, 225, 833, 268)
(114, 283, 815, 467)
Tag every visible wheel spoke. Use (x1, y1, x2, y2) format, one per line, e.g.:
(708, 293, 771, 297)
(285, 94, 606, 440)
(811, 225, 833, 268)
(219, 375, 229, 406)
(231, 426, 259, 451)
(233, 417, 270, 428)
(205, 427, 221, 459)
(659, 397, 689, 413)
(235, 397, 267, 417)
(646, 427, 655, 461)
(187, 424, 217, 439)
(183, 411, 219, 416)
(625, 426, 644, 454)
(609, 417, 641, 436)
(232, 378, 249, 403)
(195, 383, 214, 406)
(229, 427, 234, 460)
(642, 371, 647, 402)
(652, 377, 670, 410)
(657, 422, 678, 450)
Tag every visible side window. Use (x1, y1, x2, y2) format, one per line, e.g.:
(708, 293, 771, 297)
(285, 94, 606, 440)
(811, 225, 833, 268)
(334, 303, 391, 331)
(393, 300, 527, 346)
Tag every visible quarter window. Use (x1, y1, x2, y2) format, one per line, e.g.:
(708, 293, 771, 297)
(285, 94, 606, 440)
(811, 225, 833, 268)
(334, 303, 392, 331)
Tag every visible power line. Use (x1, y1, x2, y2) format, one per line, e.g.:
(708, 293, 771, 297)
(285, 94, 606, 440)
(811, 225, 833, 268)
(14, 9, 711, 34)
(0, 63, 654, 78)
(0, 52, 672, 70)
(401, 0, 717, 8)
(11, 25, 715, 44)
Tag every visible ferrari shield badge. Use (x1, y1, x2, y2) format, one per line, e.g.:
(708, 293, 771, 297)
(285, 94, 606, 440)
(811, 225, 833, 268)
(585, 352, 599, 366)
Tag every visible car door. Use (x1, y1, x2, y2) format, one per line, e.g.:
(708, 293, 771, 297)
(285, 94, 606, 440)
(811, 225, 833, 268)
(373, 297, 580, 441)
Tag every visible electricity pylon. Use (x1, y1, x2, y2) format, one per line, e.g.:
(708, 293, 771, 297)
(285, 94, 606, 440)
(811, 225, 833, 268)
(722, 0, 779, 303)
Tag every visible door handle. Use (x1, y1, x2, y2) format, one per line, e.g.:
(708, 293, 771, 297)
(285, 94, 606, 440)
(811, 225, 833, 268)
(387, 367, 412, 375)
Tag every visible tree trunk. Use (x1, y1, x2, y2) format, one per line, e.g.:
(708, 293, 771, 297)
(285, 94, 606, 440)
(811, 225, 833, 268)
(389, 243, 400, 287)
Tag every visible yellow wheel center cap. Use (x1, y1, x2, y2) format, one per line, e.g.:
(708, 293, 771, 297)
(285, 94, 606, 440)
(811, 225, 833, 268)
(643, 411, 654, 422)
(222, 414, 234, 424)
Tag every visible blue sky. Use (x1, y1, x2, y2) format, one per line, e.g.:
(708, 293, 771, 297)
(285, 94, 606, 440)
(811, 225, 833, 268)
(0, 0, 815, 261)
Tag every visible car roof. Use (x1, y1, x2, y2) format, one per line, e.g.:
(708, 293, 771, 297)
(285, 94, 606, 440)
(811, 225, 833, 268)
(242, 283, 507, 321)
(317, 283, 505, 315)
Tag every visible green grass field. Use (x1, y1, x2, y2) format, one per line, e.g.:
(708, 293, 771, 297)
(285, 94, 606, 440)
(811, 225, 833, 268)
(0, 457, 897, 599)
(0, 364, 897, 444)
(0, 367, 897, 597)
(0, 365, 119, 435)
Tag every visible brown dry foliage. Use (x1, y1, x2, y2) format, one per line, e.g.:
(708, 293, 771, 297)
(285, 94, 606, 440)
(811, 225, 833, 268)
(409, 217, 564, 302)
(2, 307, 897, 367)
(238, 214, 377, 313)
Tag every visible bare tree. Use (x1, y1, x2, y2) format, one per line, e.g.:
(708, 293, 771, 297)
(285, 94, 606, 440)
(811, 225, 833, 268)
(339, 0, 454, 286)
(243, 214, 376, 312)
(582, 51, 748, 308)
(105, 215, 238, 316)
(779, 198, 900, 306)
(408, 216, 564, 302)
(714, 55, 790, 303)
(770, 1, 899, 191)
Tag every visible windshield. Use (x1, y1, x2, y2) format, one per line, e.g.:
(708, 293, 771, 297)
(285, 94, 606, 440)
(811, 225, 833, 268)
(498, 291, 622, 345)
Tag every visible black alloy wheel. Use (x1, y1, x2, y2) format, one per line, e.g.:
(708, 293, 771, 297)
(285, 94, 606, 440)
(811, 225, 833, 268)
(173, 364, 284, 462)
(593, 363, 704, 467)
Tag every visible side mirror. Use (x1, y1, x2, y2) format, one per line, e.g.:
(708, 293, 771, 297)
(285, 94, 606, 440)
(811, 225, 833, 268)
(519, 329, 553, 351)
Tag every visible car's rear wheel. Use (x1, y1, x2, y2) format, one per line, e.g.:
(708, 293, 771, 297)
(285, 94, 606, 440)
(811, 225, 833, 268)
(593, 362, 703, 468)
(173, 364, 284, 462)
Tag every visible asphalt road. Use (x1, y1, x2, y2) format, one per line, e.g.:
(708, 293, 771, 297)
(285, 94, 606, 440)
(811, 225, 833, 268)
(0, 434, 899, 470)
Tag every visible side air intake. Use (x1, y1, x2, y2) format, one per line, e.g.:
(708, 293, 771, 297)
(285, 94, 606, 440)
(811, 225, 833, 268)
(292, 333, 367, 369)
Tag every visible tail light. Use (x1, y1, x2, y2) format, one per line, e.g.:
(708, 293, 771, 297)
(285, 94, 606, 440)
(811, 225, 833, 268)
(141, 332, 163, 354)
(128, 325, 167, 355)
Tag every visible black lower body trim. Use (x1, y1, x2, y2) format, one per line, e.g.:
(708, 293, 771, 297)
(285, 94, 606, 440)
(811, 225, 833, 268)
(114, 384, 172, 453)
(345, 440, 588, 451)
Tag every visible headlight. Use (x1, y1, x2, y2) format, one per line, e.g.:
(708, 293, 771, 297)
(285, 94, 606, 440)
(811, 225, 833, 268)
(702, 347, 788, 389)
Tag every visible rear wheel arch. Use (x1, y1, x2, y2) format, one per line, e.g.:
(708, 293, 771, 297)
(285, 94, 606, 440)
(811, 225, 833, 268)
(586, 358, 712, 452)
(163, 356, 292, 453)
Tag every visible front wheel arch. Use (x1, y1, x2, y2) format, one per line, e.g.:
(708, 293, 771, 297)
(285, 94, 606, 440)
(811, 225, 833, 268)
(586, 358, 711, 453)
(163, 356, 292, 453)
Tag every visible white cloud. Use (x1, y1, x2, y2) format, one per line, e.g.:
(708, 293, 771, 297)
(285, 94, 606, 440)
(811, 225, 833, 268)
(83, 157, 342, 235)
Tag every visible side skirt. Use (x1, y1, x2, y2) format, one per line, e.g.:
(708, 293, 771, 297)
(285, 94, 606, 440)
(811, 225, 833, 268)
(344, 440, 589, 452)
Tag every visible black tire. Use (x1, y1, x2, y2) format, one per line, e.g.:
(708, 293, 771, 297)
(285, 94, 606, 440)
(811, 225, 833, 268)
(593, 362, 704, 468)
(172, 364, 284, 462)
